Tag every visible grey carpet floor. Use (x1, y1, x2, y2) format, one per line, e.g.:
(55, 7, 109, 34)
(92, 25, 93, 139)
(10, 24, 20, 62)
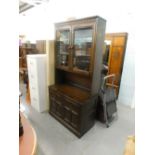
(20, 84, 135, 155)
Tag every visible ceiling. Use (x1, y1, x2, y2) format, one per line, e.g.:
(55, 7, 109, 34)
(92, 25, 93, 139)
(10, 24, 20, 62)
(19, 0, 49, 13)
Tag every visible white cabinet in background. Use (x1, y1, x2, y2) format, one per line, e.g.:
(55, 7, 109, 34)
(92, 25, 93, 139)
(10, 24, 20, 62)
(27, 54, 48, 112)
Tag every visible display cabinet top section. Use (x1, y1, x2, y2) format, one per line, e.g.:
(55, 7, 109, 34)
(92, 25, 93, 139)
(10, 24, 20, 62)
(55, 16, 106, 26)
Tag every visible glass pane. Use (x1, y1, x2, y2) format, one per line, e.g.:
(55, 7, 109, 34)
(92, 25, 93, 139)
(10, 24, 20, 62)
(73, 27, 93, 71)
(56, 30, 70, 67)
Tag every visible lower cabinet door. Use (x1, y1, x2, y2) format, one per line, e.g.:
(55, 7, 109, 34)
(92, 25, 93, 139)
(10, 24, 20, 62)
(50, 97, 56, 113)
(56, 101, 64, 118)
(71, 111, 79, 129)
(64, 106, 72, 123)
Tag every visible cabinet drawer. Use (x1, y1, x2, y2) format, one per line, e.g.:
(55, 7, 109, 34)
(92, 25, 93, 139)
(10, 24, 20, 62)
(27, 58, 36, 69)
(29, 73, 37, 81)
(30, 78, 37, 87)
(31, 95, 38, 103)
(71, 104, 80, 115)
(31, 96, 39, 110)
(30, 87, 38, 99)
(64, 97, 80, 114)
(27, 60, 37, 76)
(30, 84, 38, 92)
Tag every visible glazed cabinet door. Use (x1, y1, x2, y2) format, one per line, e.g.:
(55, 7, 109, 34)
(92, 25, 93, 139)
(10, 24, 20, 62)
(72, 24, 95, 75)
(55, 27, 72, 70)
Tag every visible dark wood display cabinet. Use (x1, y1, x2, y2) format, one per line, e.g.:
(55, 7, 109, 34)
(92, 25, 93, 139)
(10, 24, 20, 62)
(49, 16, 106, 137)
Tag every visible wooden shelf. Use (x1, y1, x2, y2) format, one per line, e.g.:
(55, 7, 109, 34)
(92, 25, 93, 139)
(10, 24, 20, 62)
(50, 84, 91, 103)
(19, 46, 37, 51)
(73, 67, 90, 76)
(56, 65, 69, 71)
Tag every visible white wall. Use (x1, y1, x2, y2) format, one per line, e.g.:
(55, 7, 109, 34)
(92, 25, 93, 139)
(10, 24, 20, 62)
(19, 0, 135, 108)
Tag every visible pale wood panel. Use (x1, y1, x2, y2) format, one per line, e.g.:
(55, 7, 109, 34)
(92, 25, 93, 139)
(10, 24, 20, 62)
(108, 46, 124, 85)
(124, 136, 135, 155)
(105, 32, 128, 97)
(113, 36, 125, 46)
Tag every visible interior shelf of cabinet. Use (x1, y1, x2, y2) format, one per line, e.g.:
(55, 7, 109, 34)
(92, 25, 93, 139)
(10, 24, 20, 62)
(56, 66, 70, 71)
(50, 84, 91, 103)
(56, 66, 90, 77)
(73, 67, 90, 76)
(75, 54, 90, 57)
(20, 47, 36, 50)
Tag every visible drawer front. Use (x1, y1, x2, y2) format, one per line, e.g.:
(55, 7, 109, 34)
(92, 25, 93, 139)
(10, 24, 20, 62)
(30, 86, 38, 99)
(31, 96, 39, 111)
(64, 97, 80, 114)
(49, 88, 59, 96)
(27, 59, 37, 80)
(30, 84, 38, 92)
(27, 58, 37, 71)
(49, 87, 57, 94)
(30, 79, 37, 88)
(29, 73, 37, 82)
(31, 95, 38, 103)
(28, 72, 38, 89)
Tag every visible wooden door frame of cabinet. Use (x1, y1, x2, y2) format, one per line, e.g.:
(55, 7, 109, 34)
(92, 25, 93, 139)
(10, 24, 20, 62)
(71, 23, 96, 75)
(55, 26, 72, 46)
(55, 26, 72, 70)
(54, 23, 96, 76)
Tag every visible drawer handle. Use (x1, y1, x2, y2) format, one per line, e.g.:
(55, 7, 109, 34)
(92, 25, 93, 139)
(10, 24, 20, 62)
(56, 94, 61, 97)
(71, 123, 77, 127)
(65, 98, 73, 103)
(64, 106, 70, 111)
(72, 110, 78, 115)
(65, 98, 79, 106)
(56, 101, 61, 105)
